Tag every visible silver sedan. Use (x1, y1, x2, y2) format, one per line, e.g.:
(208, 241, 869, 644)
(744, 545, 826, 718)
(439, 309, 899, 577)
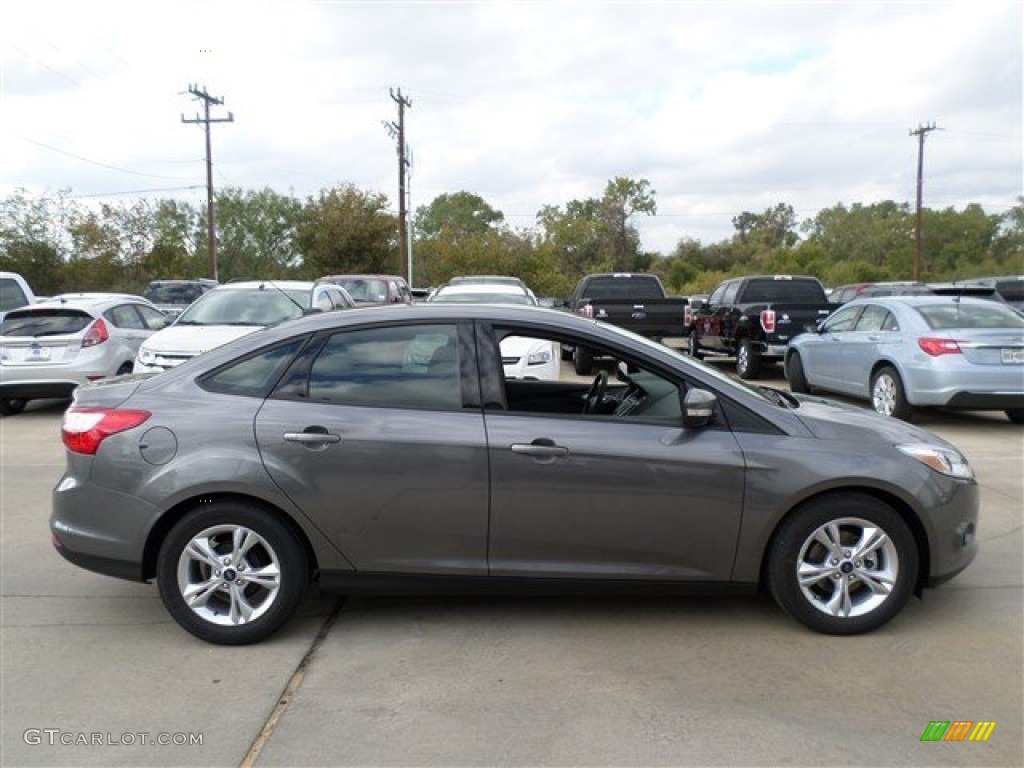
(785, 296, 1024, 422)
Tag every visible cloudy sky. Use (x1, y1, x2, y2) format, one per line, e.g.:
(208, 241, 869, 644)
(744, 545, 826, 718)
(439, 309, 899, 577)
(2, 0, 1020, 255)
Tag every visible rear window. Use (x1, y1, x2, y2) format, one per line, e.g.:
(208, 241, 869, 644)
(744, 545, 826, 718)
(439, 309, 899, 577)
(0, 309, 93, 337)
(338, 278, 389, 302)
(581, 276, 664, 300)
(995, 280, 1024, 308)
(916, 303, 1024, 330)
(740, 278, 827, 304)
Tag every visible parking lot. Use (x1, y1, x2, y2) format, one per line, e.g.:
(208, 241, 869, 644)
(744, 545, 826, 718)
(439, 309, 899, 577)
(2, 362, 1022, 767)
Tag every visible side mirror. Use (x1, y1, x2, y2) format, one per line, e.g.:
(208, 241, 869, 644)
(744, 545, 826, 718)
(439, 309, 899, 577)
(682, 388, 717, 429)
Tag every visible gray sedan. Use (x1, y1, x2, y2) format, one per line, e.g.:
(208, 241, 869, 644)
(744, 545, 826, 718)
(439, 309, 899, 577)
(52, 304, 978, 643)
(785, 296, 1024, 422)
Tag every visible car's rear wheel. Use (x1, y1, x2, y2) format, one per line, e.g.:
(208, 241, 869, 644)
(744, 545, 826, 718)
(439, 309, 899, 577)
(1006, 408, 1024, 424)
(0, 398, 27, 416)
(871, 366, 913, 420)
(767, 494, 918, 635)
(736, 339, 761, 380)
(785, 352, 809, 393)
(156, 502, 309, 645)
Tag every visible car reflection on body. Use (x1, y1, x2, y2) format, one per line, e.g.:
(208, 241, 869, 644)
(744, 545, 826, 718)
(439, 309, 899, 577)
(427, 282, 558, 380)
(784, 296, 1024, 422)
(53, 303, 977, 644)
(133, 280, 353, 374)
(0, 293, 168, 416)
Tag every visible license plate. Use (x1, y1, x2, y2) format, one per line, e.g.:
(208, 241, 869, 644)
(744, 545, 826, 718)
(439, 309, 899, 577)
(1002, 348, 1024, 364)
(27, 346, 51, 361)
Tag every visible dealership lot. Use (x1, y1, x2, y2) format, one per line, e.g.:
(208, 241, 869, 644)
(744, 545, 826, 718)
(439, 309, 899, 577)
(2, 371, 1021, 767)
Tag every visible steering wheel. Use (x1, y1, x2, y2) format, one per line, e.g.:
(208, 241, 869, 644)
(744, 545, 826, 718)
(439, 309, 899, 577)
(583, 371, 608, 415)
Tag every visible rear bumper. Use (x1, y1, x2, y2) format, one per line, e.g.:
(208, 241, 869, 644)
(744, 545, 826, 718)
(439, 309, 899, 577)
(903, 363, 1024, 409)
(0, 380, 79, 400)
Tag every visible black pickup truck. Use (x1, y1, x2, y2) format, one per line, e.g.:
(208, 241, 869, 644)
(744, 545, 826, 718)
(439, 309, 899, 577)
(688, 275, 833, 379)
(562, 273, 689, 374)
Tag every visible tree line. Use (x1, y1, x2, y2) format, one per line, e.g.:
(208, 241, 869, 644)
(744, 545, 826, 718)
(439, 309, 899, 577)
(2, 180, 1020, 299)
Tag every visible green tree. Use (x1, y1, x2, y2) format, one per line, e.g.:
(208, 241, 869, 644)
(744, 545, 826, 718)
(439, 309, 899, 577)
(197, 188, 303, 281)
(414, 191, 504, 243)
(296, 185, 398, 278)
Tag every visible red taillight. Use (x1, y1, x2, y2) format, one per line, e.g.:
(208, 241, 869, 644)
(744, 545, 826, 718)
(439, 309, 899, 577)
(759, 309, 776, 334)
(82, 318, 109, 347)
(579, 304, 594, 319)
(684, 305, 693, 327)
(61, 406, 151, 455)
(918, 337, 962, 357)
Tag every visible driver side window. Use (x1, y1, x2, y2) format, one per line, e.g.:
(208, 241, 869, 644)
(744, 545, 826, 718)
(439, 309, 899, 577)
(491, 325, 683, 423)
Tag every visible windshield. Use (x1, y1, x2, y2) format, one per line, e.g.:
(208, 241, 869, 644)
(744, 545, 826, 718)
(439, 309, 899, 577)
(175, 288, 309, 326)
(338, 278, 388, 302)
(0, 309, 93, 337)
(145, 283, 205, 305)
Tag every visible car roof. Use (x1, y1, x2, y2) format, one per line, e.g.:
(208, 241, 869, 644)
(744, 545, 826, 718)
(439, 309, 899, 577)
(434, 283, 530, 297)
(844, 295, 1006, 309)
(319, 274, 405, 281)
(213, 280, 315, 291)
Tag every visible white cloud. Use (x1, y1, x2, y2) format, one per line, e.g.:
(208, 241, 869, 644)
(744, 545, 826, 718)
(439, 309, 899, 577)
(2, 0, 1020, 254)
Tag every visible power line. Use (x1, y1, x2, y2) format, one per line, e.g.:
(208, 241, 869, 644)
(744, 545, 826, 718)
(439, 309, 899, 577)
(182, 84, 234, 281)
(20, 136, 191, 180)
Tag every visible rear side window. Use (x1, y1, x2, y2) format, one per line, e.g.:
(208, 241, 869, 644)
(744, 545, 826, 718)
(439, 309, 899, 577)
(201, 339, 307, 398)
(305, 324, 461, 410)
(0, 309, 92, 336)
(106, 304, 146, 329)
(995, 280, 1024, 308)
(0, 278, 31, 313)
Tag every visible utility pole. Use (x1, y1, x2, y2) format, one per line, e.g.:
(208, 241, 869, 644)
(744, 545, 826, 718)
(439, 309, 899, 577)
(384, 88, 412, 284)
(182, 84, 234, 281)
(910, 122, 938, 281)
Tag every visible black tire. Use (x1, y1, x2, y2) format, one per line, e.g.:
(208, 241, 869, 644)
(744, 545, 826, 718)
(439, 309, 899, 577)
(767, 493, 918, 635)
(573, 346, 593, 376)
(871, 366, 913, 421)
(688, 333, 704, 360)
(0, 398, 28, 416)
(116, 361, 133, 376)
(736, 339, 761, 380)
(156, 502, 310, 645)
(560, 344, 573, 362)
(1006, 409, 1024, 424)
(785, 352, 809, 394)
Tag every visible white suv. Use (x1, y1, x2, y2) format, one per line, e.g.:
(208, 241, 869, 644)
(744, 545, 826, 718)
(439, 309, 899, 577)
(134, 280, 352, 373)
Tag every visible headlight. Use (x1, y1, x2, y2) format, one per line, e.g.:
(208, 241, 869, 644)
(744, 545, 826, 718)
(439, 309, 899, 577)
(137, 347, 157, 365)
(527, 349, 552, 365)
(897, 443, 974, 480)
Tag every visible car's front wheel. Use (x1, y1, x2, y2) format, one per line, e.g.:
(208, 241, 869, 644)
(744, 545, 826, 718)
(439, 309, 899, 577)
(1006, 408, 1024, 424)
(767, 494, 918, 635)
(156, 502, 310, 645)
(688, 334, 704, 360)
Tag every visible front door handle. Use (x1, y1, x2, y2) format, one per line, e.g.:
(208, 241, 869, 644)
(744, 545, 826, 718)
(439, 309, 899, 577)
(510, 439, 569, 463)
(284, 427, 342, 447)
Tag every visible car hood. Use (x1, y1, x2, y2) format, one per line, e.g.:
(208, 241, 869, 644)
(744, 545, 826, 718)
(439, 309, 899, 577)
(500, 336, 547, 356)
(790, 393, 956, 449)
(140, 324, 262, 354)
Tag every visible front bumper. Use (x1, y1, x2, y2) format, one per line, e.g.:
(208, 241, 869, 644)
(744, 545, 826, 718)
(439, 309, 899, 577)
(923, 477, 979, 588)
